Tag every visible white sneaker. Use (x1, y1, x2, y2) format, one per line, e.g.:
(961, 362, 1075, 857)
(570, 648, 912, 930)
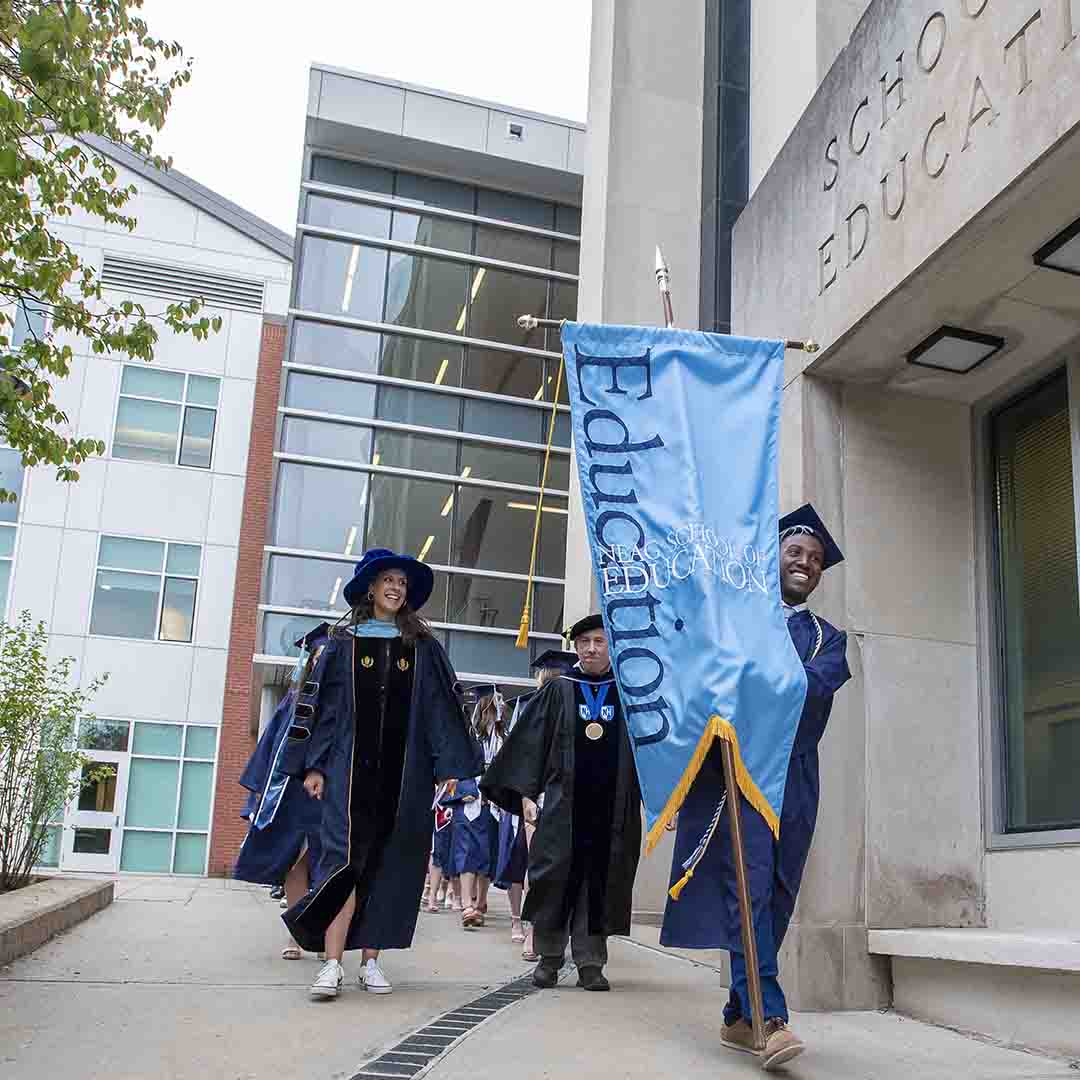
(360, 957, 392, 994)
(310, 959, 344, 1000)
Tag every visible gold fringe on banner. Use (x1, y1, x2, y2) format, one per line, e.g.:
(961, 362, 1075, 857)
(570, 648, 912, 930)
(646, 715, 780, 864)
(515, 356, 566, 649)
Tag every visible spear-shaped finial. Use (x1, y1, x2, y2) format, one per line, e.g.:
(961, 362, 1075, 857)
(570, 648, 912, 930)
(655, 245, 674, 328)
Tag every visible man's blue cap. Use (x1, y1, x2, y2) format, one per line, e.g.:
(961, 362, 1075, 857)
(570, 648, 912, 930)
(779, 503, 844, 570)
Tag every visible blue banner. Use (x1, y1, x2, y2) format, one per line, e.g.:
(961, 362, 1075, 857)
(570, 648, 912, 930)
(561, 322, 807, 850)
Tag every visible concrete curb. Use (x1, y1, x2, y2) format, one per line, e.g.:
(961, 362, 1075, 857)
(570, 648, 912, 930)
(0, 876, 114, 966)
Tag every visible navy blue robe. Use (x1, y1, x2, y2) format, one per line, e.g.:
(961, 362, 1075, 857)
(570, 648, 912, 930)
(234, 687, 324, 886)
(660, 611, 851, 951)
(281, 631, 482, 952)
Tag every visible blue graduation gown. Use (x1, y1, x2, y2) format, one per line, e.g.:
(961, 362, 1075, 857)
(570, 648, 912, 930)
(234, 651, 325, 888)
(281, 631, 482, 952)
(660, 611, 851, 951)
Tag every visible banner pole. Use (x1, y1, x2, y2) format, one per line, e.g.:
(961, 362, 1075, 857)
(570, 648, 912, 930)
(718, 738, 767, 1053)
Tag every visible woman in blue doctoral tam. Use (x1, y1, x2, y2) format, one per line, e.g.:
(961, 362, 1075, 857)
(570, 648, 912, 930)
(234, 623, 328, 958)
(660, 505, 851, 1071)
(279, 548, 482, 1002)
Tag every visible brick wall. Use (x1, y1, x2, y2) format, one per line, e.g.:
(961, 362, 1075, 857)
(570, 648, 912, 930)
(208, 316, 285, 876)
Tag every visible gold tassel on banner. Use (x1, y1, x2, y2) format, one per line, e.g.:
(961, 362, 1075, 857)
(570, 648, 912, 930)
(515, 355, 566, 649)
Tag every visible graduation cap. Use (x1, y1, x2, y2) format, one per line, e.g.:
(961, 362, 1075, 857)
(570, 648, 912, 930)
(531, 649, 578, 673)
(565, 613, 604, 640)
(778, 503, 844, 570)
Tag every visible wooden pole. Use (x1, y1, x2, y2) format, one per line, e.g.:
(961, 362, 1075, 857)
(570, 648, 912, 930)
(718, 739, 766, 1052)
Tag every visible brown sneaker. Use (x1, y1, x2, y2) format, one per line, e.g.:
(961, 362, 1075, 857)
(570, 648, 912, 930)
(720, 1017, 757, 1055)
(760, 1019, 804, 1071)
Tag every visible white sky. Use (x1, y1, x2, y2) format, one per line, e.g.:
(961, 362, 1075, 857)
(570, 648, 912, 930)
(139, 1, 592, 235)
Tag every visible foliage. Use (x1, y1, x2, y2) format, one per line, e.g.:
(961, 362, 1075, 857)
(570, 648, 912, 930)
(0, 609, 107, 890)
(0, 1, 221, 501)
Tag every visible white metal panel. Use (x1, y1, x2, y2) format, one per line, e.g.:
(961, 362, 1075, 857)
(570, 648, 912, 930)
(486, 111, 570, 171)
(194, 544, 237, 649)
(206, 474, 245, 548)
(64, 458, 107, 532)
(263, 278, 292, 317)
(76, 357, 121, 443)
(83, 637, 193, 723)
(224, 311, 265, 380)
(51, 529, 100, 636)
(8, 524, 62, 625)
(568, 128, 587, 176)
(106, 192, 198, 246)
(99, 460, 211, 542)
(188, 647, 228, 726)
(212, 379, 256, 477)
(318, 72, 405, 133)
(403, 91, 487, 152)
(46, 633, 86, 685)
(20, 468, 70, 529)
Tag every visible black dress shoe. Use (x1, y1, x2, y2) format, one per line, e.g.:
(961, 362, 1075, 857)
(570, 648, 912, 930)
(268, 884, 285, 900)
(532, 959, 561, 989)
(576, 966, 610, 991)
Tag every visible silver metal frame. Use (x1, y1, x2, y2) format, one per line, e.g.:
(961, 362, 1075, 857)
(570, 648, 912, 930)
(273, 451, 570, 499)
(257, 605, 563, 640)
(284, 357, 570, 415)
(302, 180, 582, 243)
(278, 405, 571, 456)
(296, 223, 579, 283)
(288, 307, 564, 363)
(263, 546, 566, 586)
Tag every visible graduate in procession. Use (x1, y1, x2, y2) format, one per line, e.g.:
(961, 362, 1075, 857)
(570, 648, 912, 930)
(493, 650, 578, 954)
(482, 616, 641, 992)
(278, 548, 482, 1001)
(448, 684, 505, 929)
(234, 624, 328, 959)
(660, 505, 852, 1070)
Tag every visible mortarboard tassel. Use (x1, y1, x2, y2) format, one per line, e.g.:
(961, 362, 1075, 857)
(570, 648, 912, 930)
(515, 355, 565, 649)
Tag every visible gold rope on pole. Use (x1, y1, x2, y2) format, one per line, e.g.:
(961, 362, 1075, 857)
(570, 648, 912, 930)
(515, 353, 566, 649)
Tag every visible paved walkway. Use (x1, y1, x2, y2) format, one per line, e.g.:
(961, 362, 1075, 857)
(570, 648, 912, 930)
(1, 876, 1074, 1080)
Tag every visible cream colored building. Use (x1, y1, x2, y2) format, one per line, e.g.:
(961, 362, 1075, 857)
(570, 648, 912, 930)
(573, 0, 1080, 1056)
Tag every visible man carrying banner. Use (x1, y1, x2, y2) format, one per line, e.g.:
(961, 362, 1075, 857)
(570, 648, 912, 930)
(661, 504, 851, 1070)
(481, 615, 641, 992)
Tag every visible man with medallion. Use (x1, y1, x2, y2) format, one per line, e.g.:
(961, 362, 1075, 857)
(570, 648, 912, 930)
(482, 615, 642, 992)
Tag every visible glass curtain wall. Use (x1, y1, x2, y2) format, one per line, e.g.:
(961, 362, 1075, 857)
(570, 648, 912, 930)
(265, 156, 579, 685)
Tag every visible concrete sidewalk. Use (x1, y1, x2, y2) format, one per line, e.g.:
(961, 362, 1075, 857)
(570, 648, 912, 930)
(1, 876, 1074, 1080)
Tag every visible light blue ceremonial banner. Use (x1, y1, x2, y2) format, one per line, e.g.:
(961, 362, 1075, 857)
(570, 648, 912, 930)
(561, 322, 808, 850)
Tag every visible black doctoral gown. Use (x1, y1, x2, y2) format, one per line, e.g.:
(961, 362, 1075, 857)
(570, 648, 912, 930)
(481, 673, 642, 936)
(281, 629, 481, 952)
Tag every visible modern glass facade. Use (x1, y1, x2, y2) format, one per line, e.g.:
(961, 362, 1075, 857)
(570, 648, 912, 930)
(263, 155, 579, 686)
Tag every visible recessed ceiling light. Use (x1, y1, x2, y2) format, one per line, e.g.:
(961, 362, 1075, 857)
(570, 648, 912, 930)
(906, 326, 1005, 375)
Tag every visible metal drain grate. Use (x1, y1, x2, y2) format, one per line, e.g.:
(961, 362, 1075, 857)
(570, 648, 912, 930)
(350, 973, 543, 1079)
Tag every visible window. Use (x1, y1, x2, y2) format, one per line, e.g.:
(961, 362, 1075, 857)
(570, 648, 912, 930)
(992, 370, 1080, 832)
(119, 720, 218, 874)
(113, 366, 220, 469)
(90, 536, 201, 642)
(9, 300, 47, 347)
(0, 447, 24, 616)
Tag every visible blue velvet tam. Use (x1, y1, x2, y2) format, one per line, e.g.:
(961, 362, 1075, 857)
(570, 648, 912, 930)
(341, 547, 435, 610)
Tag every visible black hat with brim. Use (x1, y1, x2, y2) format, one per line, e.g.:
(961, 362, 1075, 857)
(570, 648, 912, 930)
(530, 649, 578, 673)
(778, 504, 844, 570)
(566, 613, 604, 641)
(341, 548, 435, 610)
